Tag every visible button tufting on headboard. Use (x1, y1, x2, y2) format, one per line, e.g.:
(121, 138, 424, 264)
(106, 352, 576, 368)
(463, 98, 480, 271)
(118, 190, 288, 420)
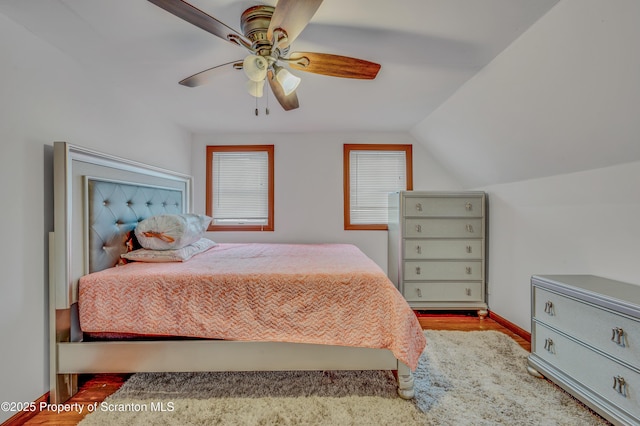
(87, 179, 183, 273)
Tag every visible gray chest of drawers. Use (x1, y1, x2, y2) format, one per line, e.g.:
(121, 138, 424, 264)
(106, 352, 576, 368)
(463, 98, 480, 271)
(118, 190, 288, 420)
(528, 275, 640, 425)
(387, 191, 488, 317)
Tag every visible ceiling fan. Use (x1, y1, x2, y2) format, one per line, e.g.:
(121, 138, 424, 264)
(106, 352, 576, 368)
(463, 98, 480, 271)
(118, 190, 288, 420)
(147, 0, 381, 112)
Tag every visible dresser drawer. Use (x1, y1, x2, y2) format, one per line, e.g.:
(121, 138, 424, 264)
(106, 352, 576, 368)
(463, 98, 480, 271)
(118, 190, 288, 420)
(404, 282, 483, 302)
(534, 323, 640, 417)
(403, 239, 482, 260)
(534, 287, 640, 368)
(404, 218, 483, 238)
(404, 260, 482, 280)
(404, 196, 483, 218)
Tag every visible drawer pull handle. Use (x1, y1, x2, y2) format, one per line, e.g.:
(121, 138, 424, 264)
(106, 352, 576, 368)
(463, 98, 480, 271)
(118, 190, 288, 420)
(416, 245, 422, 254)
(613, 376, 627, 396)
(544, 301, 554, 315)
(416, 203, 423, 212)
(466, 224, 474, 233)
(466, 245, 472, 253)
(416, 288, 422, 298)
(465, 266, 472, 275)
(543, 338, 554, 353)
(415, 267, 421, 275)
(465, 202, 472, 211)
(465, 288, 471, 296)
(416, 224, 422, 233)
(611, 327, 626, 347)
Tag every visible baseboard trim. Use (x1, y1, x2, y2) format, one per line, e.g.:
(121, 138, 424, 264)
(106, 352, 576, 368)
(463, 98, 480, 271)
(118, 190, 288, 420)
(489, 311, 531, 343)
(1, 393, 49, 426)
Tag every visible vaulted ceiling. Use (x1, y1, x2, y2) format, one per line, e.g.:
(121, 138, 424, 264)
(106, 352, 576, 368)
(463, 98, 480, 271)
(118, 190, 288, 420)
(0, 0, 559, 134)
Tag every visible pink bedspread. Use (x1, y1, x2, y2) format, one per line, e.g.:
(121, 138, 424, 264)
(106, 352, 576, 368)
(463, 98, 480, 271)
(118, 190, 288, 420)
(79, 243, 426, 370)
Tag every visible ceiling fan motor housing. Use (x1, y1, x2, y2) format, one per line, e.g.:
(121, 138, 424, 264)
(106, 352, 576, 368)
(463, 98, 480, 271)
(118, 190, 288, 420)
(241, 5, 277, 56)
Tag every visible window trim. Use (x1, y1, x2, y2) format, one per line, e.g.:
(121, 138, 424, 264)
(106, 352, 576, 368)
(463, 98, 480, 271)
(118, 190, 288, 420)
(343, 144, 413, 231)
(205, 145, 274, 232)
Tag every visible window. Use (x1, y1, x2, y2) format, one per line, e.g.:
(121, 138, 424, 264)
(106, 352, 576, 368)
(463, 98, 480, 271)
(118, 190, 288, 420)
(343, 144, 413, 230)
(206, 145, 274, 231)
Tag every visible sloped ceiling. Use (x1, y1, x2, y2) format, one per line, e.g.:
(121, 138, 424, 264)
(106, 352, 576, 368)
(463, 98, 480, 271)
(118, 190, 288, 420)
(0, 0, 558, 135)
(411, 0, 640, 187)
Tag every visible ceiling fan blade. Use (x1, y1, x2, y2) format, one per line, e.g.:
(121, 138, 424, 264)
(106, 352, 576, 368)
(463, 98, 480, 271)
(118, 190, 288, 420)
(267, 70, 299, 111)
(287, 52, 381, 79)
(268, 0, 323, 48)
(179, 60, 243, 88)
(148, 0, 248, 47)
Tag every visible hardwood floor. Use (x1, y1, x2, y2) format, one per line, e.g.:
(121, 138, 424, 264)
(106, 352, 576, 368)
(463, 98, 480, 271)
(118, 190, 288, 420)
(417, 312, 531, 352)
(6, 314, 529, 426)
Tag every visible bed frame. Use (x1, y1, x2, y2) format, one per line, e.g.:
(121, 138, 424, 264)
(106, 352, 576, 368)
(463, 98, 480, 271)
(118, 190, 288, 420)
(49, 141, 415, 404)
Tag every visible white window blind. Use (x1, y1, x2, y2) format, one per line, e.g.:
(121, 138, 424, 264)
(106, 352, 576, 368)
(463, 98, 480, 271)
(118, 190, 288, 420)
(349, 150, 407, 225)
(212, 151, 269, 225)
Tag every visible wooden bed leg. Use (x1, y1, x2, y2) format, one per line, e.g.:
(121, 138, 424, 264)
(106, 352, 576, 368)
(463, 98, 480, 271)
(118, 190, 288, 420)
(397, 362, 415, 399)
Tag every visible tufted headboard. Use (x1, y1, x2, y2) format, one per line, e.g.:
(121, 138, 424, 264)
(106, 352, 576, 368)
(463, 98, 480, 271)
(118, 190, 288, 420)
(86, 178, 184, 273)
(52, 142, 192, 309)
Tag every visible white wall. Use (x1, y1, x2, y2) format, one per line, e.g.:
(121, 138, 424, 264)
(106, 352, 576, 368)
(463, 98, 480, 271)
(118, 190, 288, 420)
(0, 15, 191, 423)
(482, 161, 640, 330)
(410, 0, 640, 331)
(192, 132, 462, 270)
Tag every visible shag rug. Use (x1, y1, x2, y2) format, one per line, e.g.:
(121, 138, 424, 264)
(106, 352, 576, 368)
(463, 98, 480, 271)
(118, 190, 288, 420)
(79, 331, 609, 425)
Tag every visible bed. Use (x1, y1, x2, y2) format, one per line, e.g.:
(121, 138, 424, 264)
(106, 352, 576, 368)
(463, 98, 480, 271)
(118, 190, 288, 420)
(49, 141, 426, 404)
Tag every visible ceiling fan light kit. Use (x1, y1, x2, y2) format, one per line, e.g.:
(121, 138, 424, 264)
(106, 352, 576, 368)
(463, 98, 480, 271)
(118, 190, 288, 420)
(147, 0, 381, 112)
(243, 55, 269, 82)
(273, 64, 301, 96)
(246, 79, 265, 98)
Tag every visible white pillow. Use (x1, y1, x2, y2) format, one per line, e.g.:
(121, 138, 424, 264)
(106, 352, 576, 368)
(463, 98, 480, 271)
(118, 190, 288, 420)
(135, 214, 211, 250)
(121, 238, 217, 263)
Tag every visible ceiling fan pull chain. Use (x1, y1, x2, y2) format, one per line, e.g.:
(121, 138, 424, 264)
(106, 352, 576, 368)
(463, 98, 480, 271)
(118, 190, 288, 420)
(255, 82, 259, 116)
(266, 87, 270, 115)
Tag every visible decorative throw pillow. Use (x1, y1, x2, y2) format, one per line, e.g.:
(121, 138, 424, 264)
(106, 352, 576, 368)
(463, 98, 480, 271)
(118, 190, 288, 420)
(121, 238, 217, 263)
(135, 214, 211, 250)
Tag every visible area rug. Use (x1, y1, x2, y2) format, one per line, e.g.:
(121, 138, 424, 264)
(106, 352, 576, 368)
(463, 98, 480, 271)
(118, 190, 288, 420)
(79, 330, 609, 425)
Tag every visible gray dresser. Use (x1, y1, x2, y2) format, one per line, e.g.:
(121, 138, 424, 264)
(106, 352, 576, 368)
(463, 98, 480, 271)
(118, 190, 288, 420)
(528, 275, 640, 426)
(387, 191, 488, 317)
